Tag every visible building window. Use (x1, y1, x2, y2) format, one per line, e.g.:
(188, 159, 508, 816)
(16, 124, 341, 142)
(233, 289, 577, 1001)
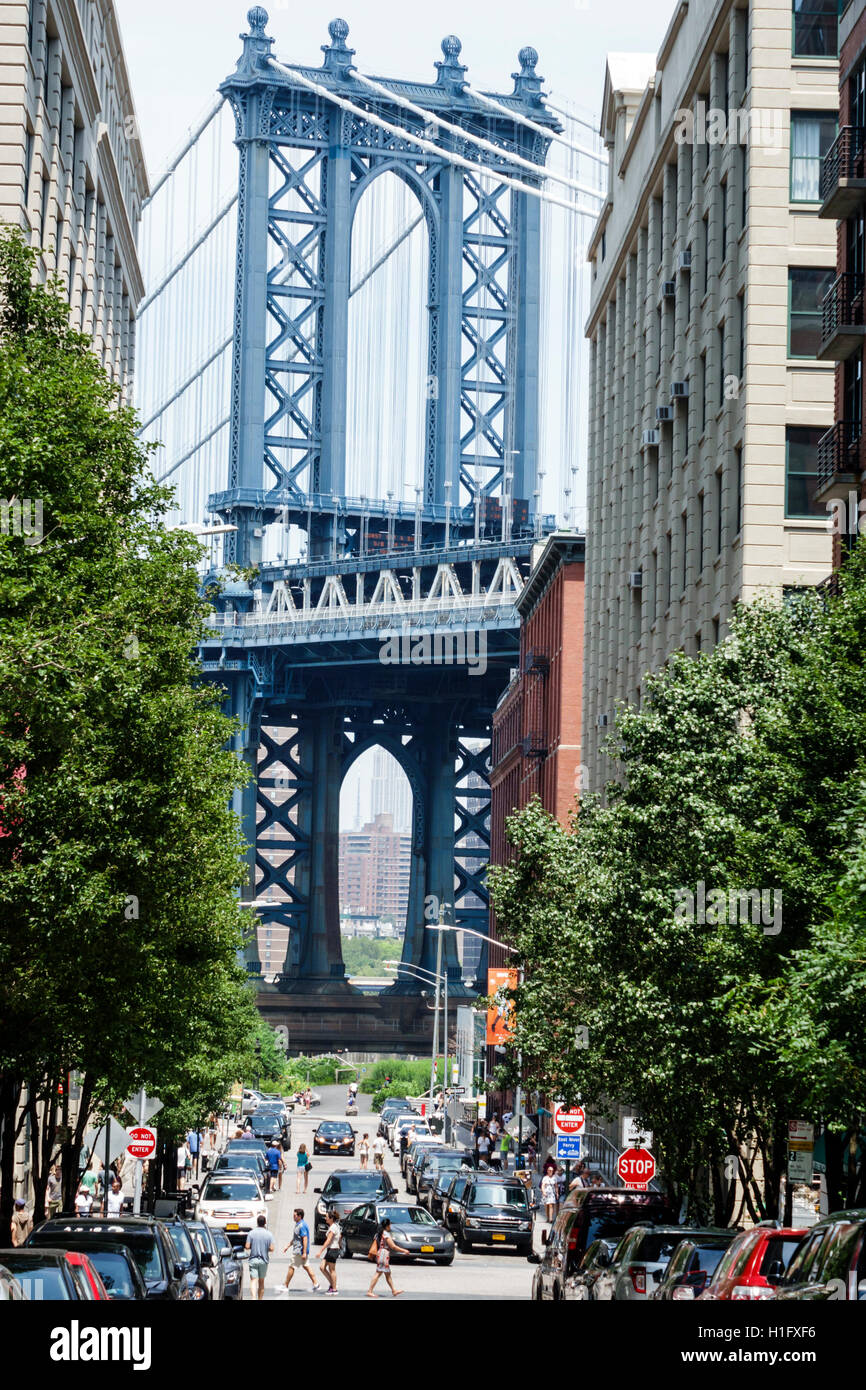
(738, 291, 746, 377)
(785, 425, 826, 517)
(700, 353, 707, 434)
(720, 180, 728, 263)
(718, 324, 726, 409)
(845, 350, 863, 429)
(788, 266, 834, 357)
(698, 492, 705, 574)
(735, 445, 743, 534)
(665, 532, 672, 610)
(715, 470, 723, 555)
(792, 0, 840, 58)
(790, 111, 837, 202)
(740, 144, 748, 231)
(702, 215, 709, 294)
(851, 58, 866, 129)
(713, 616, 720, 646)
(681, 511, 688, 592)
(656, 304, 662, 378)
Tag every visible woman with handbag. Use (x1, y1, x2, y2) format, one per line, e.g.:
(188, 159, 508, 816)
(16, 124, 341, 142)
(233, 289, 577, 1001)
(296, 1142, 311, 1194)
(366, 1219, 409, 1298)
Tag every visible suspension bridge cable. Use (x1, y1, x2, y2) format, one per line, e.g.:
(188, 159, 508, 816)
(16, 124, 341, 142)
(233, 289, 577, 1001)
(138, 192, 238, 313)
(268, 60, 598, 219)
(351, 70, 603, 202)
(155, 414, 230, 484)
(350, 212, 424, 297)
(424, 82, 604, 166)
(143, 95, 226, 207)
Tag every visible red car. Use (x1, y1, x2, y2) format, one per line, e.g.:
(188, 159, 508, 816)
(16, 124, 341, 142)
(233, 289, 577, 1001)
(65, 1249, 111, 1300)
(0, 1248, 109, 1300)
(699, 1225, 806, 1300)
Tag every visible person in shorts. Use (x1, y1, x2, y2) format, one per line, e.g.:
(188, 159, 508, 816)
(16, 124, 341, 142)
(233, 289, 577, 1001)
(245, 1213, 275, 1300)
(371, 1134, 386, 1170)
(366, 1218, 409, 1298)
(318, 1209, 341, 1295)
(279, 1209, 320, 1292)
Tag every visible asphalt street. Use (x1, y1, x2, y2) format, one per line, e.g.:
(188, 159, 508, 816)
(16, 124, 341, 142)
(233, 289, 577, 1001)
(249, 1084, 540, 1301)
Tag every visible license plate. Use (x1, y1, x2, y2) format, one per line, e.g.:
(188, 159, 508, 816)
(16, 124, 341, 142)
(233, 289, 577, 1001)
(492, 1233, 506, 1241)
(329, 1143, 339, 1149)
(226, 1223, 239, 1231)
(420, 1245, 435, 1253)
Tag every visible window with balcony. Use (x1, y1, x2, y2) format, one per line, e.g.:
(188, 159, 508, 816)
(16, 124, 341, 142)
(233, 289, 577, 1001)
(790, 111, 838, 201)
(792, 0, 840, 58)
(788, 266, 835, 356)
(785, 425, 827, 517)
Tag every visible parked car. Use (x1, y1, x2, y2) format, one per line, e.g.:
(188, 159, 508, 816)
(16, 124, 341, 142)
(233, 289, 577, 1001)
(455, 1175, 535, 1256)
(340, 1202, 455, 1265)
(246, 1113, 291, 1149)
(225, 1137, 269, 1160)
(0, 1248, 106, 1300)
(155, 1218, 209, 1301)
(390, 1113, 430, 1155)
(594, 1225, 717, 1302)
(772, 1211, 866, 1301)
(313, 1120, 356, 1157)
(313, 1169, 398, 1242)
(29, 1216, 191, 1300)
(196, 1174, 267, 1248)
(377, 1100, 413, 1137)
(551, 1187, 678, 1268)
(185, 1219, 228, 1300)
(209, 1224, 245, 1301)
(403, 1135, 444, 1184)
(430, 1161, 476, 1221)
(0, 1263, 28, 1300)
(241, 1088, 265, 1115)
(564, 1238, 621, 1301)
(211, 1152, 269, 1184)
(699, 1225, 806, 1300)
(20, 1232, 146, 1301)
(416, 1151, 471, 1210)
(440, 1171, 474, 1234)
(652, 1232, 738, 1300)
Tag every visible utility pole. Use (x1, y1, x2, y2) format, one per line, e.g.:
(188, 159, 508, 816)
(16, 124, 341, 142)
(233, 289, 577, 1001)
(429, 921, 444, 1105)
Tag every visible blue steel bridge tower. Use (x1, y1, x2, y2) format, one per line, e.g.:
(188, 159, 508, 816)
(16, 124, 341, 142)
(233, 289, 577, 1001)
(203, 9, 558, 1026)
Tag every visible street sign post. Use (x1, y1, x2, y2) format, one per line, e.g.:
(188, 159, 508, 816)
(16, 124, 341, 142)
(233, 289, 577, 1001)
(556, 1135, 582, 1161)
(127, 1126, 157, 1161)
(788, 1120, 815, 1186)
(617, 1147, 656, 1189)
(121, 1091, 163, 1214)
(553, 1104, 585, 1137)
(622, 1117, 654, 1150)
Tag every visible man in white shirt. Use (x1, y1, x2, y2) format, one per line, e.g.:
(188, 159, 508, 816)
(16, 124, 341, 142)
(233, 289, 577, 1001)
(372, 1134, 387, 1170)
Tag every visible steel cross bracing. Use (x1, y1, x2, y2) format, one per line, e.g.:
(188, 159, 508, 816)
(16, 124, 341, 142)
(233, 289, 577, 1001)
(197, 10, 566, 999)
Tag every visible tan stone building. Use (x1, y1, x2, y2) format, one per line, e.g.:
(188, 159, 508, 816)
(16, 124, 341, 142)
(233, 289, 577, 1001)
(0, 0, 147, 388)
(583, 0, 837, 794)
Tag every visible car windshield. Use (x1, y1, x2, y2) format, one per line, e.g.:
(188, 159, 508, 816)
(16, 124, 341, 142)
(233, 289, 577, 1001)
(216, 1156, 261, 1172)
(323, 1175, 384, 1196)
(0, 1257, 70, 1299)
(202, 1181, 258, 1202)
(318, 1124, 351, 1135)
(429, 1155, 463, 1172)
(585, 1207, 668, 1247)
(634, 1232, 692, 1263)
(87, 1251, 137, 1298)
(377, 1206, 436, 1226)
(166, 1226, 195, 1266)
(468, 1185, 528, 1208)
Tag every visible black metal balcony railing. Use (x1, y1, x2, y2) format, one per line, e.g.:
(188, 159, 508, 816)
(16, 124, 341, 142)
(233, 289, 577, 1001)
(821, 272, 865, 348)
(820, 126, 866, 204)
(817, 418, 863, 494)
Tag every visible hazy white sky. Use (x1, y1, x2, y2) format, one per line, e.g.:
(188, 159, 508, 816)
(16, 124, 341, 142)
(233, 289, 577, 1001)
(115, 0, 671, 178)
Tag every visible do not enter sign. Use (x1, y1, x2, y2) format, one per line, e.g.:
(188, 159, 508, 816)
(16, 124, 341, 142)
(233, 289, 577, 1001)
(617, 1147, 655, 1188)
(553, 1104, 585, 1137)
(127, 1125, 157, 1161)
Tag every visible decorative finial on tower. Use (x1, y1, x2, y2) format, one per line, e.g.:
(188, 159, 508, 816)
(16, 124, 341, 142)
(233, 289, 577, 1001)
(236, 7, 274, 74)
(435, 35, 468, 91)
(512, 45, 545, 104)
(321, 17, 355, 76)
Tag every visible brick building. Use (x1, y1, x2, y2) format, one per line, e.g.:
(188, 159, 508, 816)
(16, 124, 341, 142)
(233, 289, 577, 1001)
(339, 812, 411, 920)
(489, 532, 586, 967)
(817, 0, 866, 564)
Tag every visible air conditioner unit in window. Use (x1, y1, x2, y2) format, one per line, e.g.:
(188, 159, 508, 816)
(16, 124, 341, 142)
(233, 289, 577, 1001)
(670, 381, 690, 399)
(661, 280, 676, 299)
(678, 249, 692, 271)
(628, 571, 643, 590)
(596, 713, 609, 729)
(656, 405, 674, 423)
(641, 428, 660, 447)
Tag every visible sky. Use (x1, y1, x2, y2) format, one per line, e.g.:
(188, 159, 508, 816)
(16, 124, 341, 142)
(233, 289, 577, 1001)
(115, 0, 672, 178)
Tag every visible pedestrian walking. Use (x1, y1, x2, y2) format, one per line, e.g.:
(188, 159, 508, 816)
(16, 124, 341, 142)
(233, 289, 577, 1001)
(45, 1164, 62, 1219)
(318, 1209, 342, 1295)
(10, 1198, 32, 1246)
(202, 1131, 218, 1173)
(477, 1129, 491, 1165)
(590, 1172, 605, 1188)
(266, 1139, 284, 1193)
(372, 1133, 386, 1170)
(186, 1128, 202, 1179)
(176, 1140, 190, 1190)
(366, 1219, 408, 1298)
(74, 1184, 93, 1217)
(279, 1208, 321, 1293)
(106, 1179, 124, 1217)
(569, 1161, 588, 1191)
(82, 1158, 102, 1201)
(245, 1213, 275, 1301)
(498, 1129, 512, 1173)
(359, 1133, 370, 1169)
(541, 1169, 558, 1224)
(296, 1143, 311, 1194)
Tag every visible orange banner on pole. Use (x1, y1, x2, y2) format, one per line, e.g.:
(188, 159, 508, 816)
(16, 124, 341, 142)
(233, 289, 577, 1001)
(486, 967, 518, 1045)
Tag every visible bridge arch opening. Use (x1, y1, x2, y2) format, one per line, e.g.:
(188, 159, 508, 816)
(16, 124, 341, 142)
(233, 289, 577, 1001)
(346, 170, 430, 505)
(339, 745, 413, 982)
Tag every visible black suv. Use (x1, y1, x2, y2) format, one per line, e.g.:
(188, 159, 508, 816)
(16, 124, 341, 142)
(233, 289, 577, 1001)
(313, 1169, 397, 1242)
(313, 1120, 356, 1156)
(553, 1187, 677, 1267)
(248, 1111, 291, 1149)
(456, 1175, 535, 1256)
(29, 1215, 191, 1300)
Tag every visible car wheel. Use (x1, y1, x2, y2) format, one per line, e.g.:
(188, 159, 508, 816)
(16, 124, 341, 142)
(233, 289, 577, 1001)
(435, 1256, 454, 1267)
(340, 1239, 352, 1259)
(458, 1232, 471, 1254)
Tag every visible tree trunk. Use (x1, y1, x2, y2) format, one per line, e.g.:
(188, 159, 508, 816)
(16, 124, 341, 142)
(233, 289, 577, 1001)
(62, 1071, 94, 1211)
(0, 1074, 22, 1247)
(824, 1128, 844, 1213)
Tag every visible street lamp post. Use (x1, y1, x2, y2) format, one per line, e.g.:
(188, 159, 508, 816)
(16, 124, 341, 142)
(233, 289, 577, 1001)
(426, 923, 524, 1161)
(385, 959, 450, 1114)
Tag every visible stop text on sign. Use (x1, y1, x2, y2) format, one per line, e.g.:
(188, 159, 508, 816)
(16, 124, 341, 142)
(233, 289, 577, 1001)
(553, 1104, 585, 1137)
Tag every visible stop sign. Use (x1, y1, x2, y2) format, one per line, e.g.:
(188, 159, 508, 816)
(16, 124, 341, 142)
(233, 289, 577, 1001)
(617, 1146, 655, 1188)
(126, 1125, 157, 1161)
(553, 1104, 586, 1137)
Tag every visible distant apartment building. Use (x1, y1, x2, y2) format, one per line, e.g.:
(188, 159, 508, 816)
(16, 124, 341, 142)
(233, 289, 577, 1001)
(583, 0, 838, 793)
(339, 813, 411, 920)
(817, 0, 866, 564)
(0, 0, 148, 387)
